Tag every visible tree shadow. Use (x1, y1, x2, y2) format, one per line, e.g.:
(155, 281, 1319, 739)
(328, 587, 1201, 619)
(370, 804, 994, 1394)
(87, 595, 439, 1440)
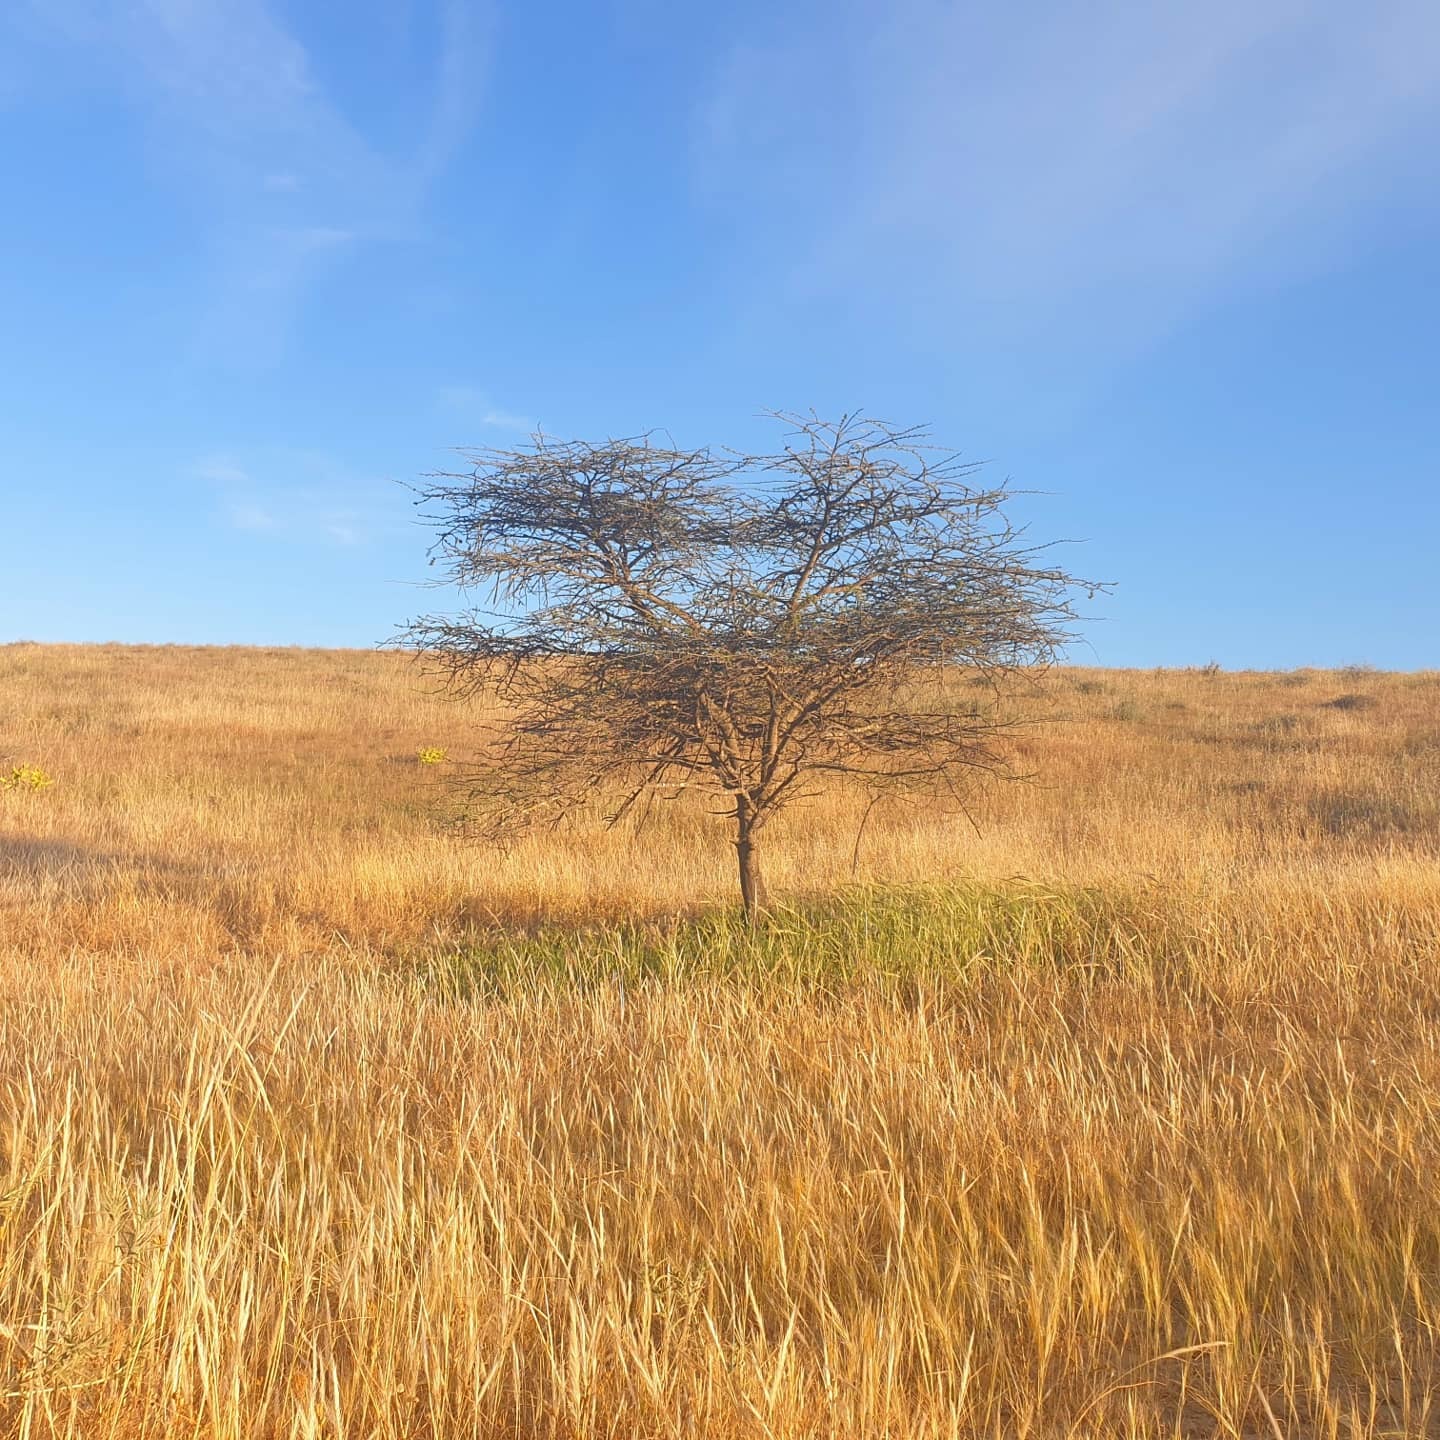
(0, 834, 205, 896)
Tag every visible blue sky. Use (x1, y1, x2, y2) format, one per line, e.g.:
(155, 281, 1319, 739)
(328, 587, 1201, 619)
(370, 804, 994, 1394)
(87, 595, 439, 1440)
(2, 0, 1437, 667)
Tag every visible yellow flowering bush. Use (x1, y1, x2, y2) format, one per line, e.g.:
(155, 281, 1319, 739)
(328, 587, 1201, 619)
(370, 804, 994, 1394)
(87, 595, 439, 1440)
(2, 764, 53, 792)
(416, 746, 448, 766)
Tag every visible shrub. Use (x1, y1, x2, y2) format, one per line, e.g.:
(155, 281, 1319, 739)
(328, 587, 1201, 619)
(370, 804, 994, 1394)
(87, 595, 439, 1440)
(1254, 714, 1302, 736)
(417, 746, 448, 765)
(1, 764, 53, 792)
(1325, 694, 1378, 712)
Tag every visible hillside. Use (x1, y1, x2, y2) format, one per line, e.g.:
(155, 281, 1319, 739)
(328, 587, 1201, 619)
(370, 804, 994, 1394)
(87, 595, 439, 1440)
(3, 644, 1436, 955)
(1, 645, 1438, 1436)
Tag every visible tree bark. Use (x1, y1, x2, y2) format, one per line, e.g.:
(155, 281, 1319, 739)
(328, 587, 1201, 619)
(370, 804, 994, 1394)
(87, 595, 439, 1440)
(735, 798, 770, 923)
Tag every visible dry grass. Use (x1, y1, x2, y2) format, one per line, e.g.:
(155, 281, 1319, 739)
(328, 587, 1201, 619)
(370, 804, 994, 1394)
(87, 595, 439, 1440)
(1, 643, 1438, 1437)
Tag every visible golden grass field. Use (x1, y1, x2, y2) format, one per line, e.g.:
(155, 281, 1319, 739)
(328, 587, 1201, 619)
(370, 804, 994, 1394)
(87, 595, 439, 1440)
(1, 643, 1438, 1437)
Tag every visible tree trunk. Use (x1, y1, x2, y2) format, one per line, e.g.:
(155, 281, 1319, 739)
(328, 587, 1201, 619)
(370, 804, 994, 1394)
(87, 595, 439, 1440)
(735, 798, 770, 923)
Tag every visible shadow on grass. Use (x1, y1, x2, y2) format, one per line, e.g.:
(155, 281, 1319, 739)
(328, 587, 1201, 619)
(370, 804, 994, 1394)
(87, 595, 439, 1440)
(0, 834, 206, 890)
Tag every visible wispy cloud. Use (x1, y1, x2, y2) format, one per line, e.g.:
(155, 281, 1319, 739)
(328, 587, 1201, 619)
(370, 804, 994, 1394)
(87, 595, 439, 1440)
(418, 1, 499, 184)
(438, 385, 536, 433)
(195, 451, 385, 547)
(226, 500, 279, 533)
(695, 0, 1440, 346)
(193, 454, 253, 488)
(18, 0, 495, 358)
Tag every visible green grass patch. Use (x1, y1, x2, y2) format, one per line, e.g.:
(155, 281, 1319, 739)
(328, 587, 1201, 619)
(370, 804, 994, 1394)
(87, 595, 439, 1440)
(412, 881, 1167, 999)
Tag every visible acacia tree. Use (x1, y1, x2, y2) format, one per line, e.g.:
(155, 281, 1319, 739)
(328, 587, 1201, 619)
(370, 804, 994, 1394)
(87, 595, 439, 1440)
(405, 413, 1092, 920)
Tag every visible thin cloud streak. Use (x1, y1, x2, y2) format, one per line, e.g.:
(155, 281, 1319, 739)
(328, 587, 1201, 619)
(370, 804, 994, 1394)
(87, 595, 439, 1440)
(197, 451, 386, 547)
(226, 500, 278, 532)
(438, 385, 536, 433)
(695, 0, 1440, 345)
(20, 0, 495, 359)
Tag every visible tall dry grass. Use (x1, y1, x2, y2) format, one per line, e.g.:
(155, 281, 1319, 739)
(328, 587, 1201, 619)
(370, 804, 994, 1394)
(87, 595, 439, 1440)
(1, 644, 1438, 1436)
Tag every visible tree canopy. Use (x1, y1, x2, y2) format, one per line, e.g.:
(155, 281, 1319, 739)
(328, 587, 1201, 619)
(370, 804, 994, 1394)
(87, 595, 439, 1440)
(405, 412, 1095, 917)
